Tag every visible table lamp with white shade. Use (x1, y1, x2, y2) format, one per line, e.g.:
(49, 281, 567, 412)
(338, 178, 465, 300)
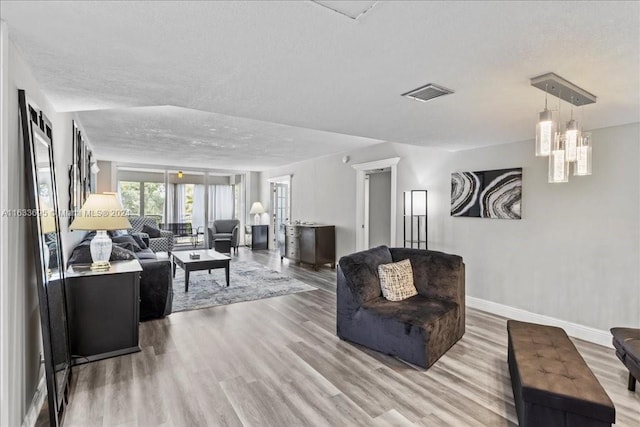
(69, 193, 132, 270)
(249, 202, 265, 225)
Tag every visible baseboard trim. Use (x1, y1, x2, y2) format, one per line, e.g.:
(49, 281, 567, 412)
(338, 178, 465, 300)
(466, 296, 613, 348)
(21, 365, 45, 427)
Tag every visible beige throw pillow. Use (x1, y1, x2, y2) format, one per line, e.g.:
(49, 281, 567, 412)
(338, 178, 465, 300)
(378, 259, 418, 301)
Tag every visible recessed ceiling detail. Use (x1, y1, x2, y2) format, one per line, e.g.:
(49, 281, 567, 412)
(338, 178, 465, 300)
(402, 84, 454, 103)
(77, 106, 384, 171)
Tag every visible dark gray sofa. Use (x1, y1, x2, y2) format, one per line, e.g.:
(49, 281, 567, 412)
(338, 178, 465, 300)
(337, 245, 465, 369)
(135, 249, 173, 320)
(68, 234, 173, 321)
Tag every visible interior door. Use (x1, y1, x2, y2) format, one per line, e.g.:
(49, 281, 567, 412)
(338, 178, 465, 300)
(367, 170, 391, 247)
(271, 182, 289, 254)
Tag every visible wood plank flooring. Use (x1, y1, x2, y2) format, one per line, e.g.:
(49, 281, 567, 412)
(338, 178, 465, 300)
(63, 248, 640, 426)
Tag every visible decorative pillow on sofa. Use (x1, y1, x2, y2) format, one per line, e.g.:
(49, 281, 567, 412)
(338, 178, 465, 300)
(112, 235, 143, 252)
(108, 229, 128, 238)
(68, 244, 136, 265)
(377, 259, 418, 302)
(111, 245, 137, 261)
(142, 224, 162, 238)
(129, 233, 148, 249)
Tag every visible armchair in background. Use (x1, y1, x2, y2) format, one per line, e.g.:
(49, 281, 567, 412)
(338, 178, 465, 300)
(208, 219, 240, 254)
(128, 216, 174, 253)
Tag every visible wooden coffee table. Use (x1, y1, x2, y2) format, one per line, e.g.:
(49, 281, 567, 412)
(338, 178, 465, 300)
(172, 249, 231, 292)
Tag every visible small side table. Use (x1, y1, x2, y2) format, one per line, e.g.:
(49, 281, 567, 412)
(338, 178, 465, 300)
(251, 224, 268, 250)
(65, 260, 142, 365)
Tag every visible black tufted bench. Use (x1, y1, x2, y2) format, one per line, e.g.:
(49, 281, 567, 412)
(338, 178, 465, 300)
(610, 327, 640, 391)
(507, 320, 615, 427)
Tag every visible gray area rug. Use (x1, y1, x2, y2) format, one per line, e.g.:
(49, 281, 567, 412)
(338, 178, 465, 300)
(171, 260, 316, 312)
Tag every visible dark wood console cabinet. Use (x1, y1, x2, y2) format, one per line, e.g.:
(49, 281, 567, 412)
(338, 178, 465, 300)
(64, 260, 142, 365)
(283, 224, 335, 270)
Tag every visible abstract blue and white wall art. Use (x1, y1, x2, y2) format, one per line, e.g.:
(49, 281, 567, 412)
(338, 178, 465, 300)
(451, 168, 522, 219)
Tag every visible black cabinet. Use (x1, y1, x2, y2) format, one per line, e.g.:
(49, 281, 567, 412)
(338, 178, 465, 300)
(283, 224, 335, 271)
(65, 260, 142, 365)
(251, 224, 269, 250)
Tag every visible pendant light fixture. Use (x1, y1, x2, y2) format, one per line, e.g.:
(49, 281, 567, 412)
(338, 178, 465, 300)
(575, 132, 592, 176)
(564, 98, 580, 163)
(549, 94, 568, 183)
(535, 85, 556, 157)
(530, 73, 597, 183)
(549, 132, 569, 183)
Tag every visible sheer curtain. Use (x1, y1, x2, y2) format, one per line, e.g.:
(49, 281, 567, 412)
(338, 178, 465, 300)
(174, 184, 186, 223)
(165, 184, 174, 224)
(208, 185, 234, 223)
(192, 185, 205, 231)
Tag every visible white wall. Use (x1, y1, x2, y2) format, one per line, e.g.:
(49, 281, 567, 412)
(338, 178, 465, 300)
(0, 30, 89, 425)
(96, 160, 117, 193)
(261, 122, 639, 335)
(436, 123, 640, 331)
(261, 143, 400, 255)
(261, 142, 449, 256)
(1, 34, 51, 427)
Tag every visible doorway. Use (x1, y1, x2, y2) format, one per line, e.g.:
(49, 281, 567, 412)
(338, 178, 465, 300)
(365, 168, 391, 248)
(352, 157, 400, 251)
(268, 175, 291, 252)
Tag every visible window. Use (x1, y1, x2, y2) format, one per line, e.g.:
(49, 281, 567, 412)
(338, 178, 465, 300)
(117, 171, 241, 230)
(117, 180, 166, 220)
(143, 182, 165, 222)
(183, 184, 195, 223)
(118, 181, 140, 215)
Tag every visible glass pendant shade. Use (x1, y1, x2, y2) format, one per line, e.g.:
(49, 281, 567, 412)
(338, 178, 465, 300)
(564, 119, 580, 162)
(574, 132, 592, 176)
(549, 134, 569, 183)
(535, 109, 555, 156)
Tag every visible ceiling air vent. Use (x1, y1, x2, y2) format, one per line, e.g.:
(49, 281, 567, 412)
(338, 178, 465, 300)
(402, 83, 454, 103)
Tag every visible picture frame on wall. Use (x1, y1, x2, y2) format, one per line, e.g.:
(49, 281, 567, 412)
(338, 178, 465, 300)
(450, 167, 522, 220)
(68, 122, 92, 224)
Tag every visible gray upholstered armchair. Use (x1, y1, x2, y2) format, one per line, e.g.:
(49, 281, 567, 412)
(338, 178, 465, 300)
(208, 219, 240, 254)
(337, 246, 465, 369)
(127, 216, 174, 253)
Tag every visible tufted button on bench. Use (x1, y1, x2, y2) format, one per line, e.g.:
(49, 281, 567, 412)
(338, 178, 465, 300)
(507, 320, 615, 427)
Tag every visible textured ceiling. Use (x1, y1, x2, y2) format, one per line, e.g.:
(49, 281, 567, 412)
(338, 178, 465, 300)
(2, 1, 639, 170)
(76, 106, 382, 170)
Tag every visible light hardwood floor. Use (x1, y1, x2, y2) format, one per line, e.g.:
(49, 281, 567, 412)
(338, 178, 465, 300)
(63, 248, 639, 426)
